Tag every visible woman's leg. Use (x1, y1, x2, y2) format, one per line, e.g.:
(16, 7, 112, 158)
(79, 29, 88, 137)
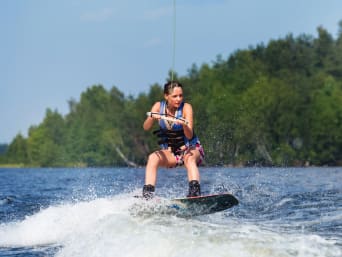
(184, 148, 202, 197)
(145, 149, 176, 185)
(183, 148, 201, 182)
(143, 149, 176, 198)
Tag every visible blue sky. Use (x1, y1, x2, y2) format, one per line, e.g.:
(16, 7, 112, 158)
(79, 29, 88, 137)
(1, 0, 342, 144)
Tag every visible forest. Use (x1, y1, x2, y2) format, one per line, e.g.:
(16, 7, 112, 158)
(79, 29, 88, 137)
(1, 23, 342, 167)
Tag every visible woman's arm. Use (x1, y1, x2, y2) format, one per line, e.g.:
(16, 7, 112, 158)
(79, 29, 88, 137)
(182, 103, 194, 139)
(143, 102, 160, 131)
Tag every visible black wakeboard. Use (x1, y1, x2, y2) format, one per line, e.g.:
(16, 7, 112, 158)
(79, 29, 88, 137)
(170, 193, 239, 217)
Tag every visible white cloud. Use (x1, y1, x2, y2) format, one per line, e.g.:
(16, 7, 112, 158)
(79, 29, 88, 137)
(143, 37, 162, 48)
(80, 8, 114, 22)
(143, 7, 172, 21)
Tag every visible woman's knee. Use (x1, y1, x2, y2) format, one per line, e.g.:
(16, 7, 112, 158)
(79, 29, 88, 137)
(184, 151, 200, 166)
(148, 151, 171, 167)
(148, 152, 161, 164)
(184, 155, 197, 167)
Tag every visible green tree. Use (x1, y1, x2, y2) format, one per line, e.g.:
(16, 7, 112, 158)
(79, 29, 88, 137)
(307, 76, 342, 165)
(25, 109, 66, 166)
(5, 134, 28, 164)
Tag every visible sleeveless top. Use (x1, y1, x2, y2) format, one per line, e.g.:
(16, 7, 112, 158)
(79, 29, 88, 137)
(154, 100, 200, 153)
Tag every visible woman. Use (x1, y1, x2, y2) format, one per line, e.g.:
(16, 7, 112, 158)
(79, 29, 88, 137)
(142, 81, 204, 199)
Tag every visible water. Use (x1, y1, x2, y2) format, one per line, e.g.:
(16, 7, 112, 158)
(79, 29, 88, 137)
(0, 167, 341, 257)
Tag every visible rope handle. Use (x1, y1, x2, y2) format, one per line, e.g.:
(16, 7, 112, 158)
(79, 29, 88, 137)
(146, 112, 189, 125)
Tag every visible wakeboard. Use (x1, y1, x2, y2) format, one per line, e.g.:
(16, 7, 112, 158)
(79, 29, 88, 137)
(131, 193, 238, 218)
(169, 193, 239, 217)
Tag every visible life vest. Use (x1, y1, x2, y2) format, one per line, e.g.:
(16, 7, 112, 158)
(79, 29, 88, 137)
(154, 101, 199, 153)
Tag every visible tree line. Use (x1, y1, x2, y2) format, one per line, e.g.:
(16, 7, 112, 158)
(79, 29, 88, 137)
(1, 23, 342, 167)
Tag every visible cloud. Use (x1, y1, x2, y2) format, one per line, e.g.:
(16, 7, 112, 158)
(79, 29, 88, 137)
(143, 37, 162, 48)
(143, 7, 172, 21)
(80, 8, 113, 22)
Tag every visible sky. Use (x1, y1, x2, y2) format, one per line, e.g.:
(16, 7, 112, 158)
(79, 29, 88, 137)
(1, 0, 342, 144)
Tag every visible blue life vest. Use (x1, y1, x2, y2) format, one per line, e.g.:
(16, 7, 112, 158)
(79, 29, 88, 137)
(154, 101, 200, 153)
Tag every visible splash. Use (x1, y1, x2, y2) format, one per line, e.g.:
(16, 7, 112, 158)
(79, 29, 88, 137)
(0, 192, 340, 257)
(0, 194, 133, 247)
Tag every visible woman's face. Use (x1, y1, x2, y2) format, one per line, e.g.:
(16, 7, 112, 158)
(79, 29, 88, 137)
(165, 86, 183, 109)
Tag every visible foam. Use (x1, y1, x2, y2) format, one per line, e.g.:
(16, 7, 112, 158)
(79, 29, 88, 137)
(0, 195, 133, 247)
(0, 193, 341, 257)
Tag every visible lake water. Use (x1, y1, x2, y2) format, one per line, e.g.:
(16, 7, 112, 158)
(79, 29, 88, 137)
(0, 167, 341, 257)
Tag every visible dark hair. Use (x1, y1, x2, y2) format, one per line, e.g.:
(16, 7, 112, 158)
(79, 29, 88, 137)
(163, 81, 183, 95)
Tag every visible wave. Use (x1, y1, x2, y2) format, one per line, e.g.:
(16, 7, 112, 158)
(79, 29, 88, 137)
(0, 192, 341, 257)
